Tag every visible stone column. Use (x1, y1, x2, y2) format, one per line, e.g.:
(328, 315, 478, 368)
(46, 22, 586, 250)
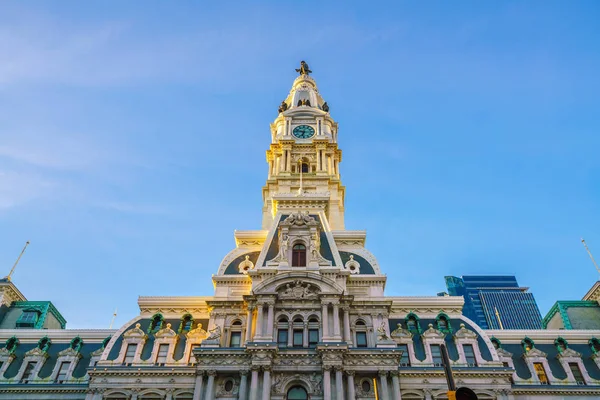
(346, 371, 356, 400)
(192, 371, 205, 400)
(166, 391, 173, 400)
(333, 304, 341, 339)
(335, 367, 345, 400)
(303, 323, 309, 348)
(131, 394, 138, 400)
(266, 302, 275, 340)
(323, 366, 332, 400)
(245, 306, 254, 344)
(327, 156, 333, 175)
(391, 371, 401, 400)
(321, 302, 329, 339)
(249, 366, 260, 400)
(255, 304, 264, 338)
(424, 390, 433, 400)
(378, 371, 389, 400)
(268, 160, 272, 179)
(287, 324, 293, 347)
(205, 370, 217, 400)
(261, 366, 271, 400)
(343, 307, 351, 344)
(238, 369, 249, 400)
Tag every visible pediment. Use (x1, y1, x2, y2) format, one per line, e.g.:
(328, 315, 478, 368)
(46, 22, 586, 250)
(278, 280, 320, 300)
(124, 323, 147, 339)
(25, 347, 48, 358)
(422, 324, 445, 339)
(523, 348, 547, 358)
(558, 348, 581, 359)
(390, 323, 413, 340)
(253, 273, 343, 296)
(58, 347, 82, 358)
(496, 348, 513, 358)
(187, 323, 208, 340)
(90, 346, 105, 357)
(155, 323, 177, 338)
(454, 323, 477, 340)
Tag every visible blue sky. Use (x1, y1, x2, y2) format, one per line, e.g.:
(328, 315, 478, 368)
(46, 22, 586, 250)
(1, 1, 599, 329)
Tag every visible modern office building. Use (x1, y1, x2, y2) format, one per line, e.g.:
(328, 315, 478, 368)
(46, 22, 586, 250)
(445, 275, 543, 330)
(2, 63, 600, 399)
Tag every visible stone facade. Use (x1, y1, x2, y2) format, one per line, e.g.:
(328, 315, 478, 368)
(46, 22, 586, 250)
(2, 64, 600, 400)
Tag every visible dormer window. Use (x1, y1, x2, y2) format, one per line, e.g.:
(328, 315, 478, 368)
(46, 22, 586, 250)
(150, 314, 164, 333)
(555, 337, 568, 353)
(16, 310, 39, 328)
(292, 244, 306, 267)
(180, 314, 194, 333)
(522, 337, 534, 353)
(405, 313, 421, 334)
(435, 313, 451, 333)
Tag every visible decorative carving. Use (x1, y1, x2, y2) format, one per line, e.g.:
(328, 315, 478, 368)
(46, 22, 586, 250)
(124, 323, 147, 339)
(557, 347, 582, 358)
(238, 255, 255, 274)
(206, 326, 222, 341)
(345, 255, 360, 274)
(377, 321, 389, 341)
(155, 323, 177, 338)
(322, 102, 329, 112)
(278, 280, 319, 300)
(283, 211, 316, 226)
(187, 322, 208, 339)
(390, 323, 412, 339)
(454, 323, 477, 340)
(523, 347, 547, 358)
(422, 323, 445, 339)
(278, 101, 288, 113)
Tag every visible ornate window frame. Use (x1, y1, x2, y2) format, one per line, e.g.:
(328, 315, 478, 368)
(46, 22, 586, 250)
(405, 313, 422, 335)
(51, 336, 83, 383)
(216, 376, 239, 397)
(435, 312, 452, 334)
(276, 315, 290, 347)
(227, 320, 243, 347)
(352, 318, 373, 348)
(453, 323, 486, 367)
(421, 323, 446, 366)
(151, 323, 178, 365)
(553, 337, 593, 385)
(390, 323, 417, 366)
(148, 313, 165, 334)
(520, 338, 558, 385)
(0, 336, 19, 380)
(178, 314, 194, 334)
(183, 322, 207, 364)
(115, 323, 147, 365)
(15, 336, 51, 383)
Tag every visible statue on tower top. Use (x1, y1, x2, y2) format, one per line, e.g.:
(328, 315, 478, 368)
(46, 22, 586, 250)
(295, 60, 312, 75)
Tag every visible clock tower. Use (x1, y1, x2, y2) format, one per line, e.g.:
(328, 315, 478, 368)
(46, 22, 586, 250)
(262, 62, 345, 230)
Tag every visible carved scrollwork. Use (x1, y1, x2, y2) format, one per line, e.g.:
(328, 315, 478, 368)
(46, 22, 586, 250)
(278, 280, 320, 300)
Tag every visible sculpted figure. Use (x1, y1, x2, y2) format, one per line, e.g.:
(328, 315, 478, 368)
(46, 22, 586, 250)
(377, 321, 389, 340)
(206, 325, 222, 340)
(322, 102, 329, 112)
(295, 60, 312, 75)
(278, 101, 288, 113)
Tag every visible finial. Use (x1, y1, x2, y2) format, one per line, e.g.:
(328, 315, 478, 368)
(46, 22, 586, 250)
(5, 241, 30, 281)
(295, 60, 312, 76)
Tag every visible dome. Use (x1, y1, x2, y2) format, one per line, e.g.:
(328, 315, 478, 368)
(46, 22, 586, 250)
(282, 74, 328, 112)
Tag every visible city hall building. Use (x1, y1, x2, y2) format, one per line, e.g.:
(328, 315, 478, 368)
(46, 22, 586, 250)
(2, 63, 600, 400)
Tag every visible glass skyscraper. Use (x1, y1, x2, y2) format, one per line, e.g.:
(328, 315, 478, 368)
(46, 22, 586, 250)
(445, 275, 543, 329)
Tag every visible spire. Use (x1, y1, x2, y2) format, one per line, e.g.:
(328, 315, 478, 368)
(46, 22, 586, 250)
(276, 61, 330, 114)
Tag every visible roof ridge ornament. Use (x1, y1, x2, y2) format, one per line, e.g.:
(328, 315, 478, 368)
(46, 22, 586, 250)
(295, 60, 312, 76)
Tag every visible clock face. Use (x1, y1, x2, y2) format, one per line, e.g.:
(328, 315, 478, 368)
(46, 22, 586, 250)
(293, 125, 315, 139)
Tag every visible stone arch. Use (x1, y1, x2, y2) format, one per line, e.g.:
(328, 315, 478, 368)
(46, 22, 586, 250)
(253, 272, 344, 295)
(138, 388, 165, 397)
(104, 389, 131, 398)
(282, 376, 316, 395)
(401, 389, 425, 399)
(473, 389, 497, 399)
(173, 389, 195, 399)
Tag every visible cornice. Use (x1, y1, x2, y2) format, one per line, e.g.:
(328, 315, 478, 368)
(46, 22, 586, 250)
(486, 329, 600, 343)
(0, 329, 115, 343)
(137, 296, 212, 312)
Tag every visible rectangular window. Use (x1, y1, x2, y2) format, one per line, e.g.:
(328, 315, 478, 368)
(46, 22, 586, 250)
(56, 361, 71, 382)
(17, 311, 38, 328)
(356, 332, 368, 348)
(277, 329, 288, 347)
(308, 329, 319, 347)
(22, 362, 36, 381)
(156, 344, 169, 364)
(230, 332, 241, 347)
(124, 344, 137, 363)
(398, 344, 410, 366)
(569, 363, 585, 385)
(463, 344, 477, 366)
(431, 344, 442, 366)
(533, 362, 549, 384)
(293, 330, 303, 347)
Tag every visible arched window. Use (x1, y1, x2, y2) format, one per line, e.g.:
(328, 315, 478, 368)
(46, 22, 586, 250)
(355, 320, 368, 348)
(287, 386, 308, 400)
(229, 320, 242, 347)
(590, 338, 600, 354)
(308, 317, 319, 347)
(491, 337, 501, 350)
(70, 337, 83, 352)
(277, 317, 289, 347)
(180, 314, 194, 333)
(292, 317, 304, 347)
(292, 244, 306, 267)
(522, 337, 534, 353)
(405, 313, 421, 334)
(435, 313, 451, 332)
(4, 336, 19, 353)
(555, 337, 568, 353)
(150, 314, 164, 333)
(38, 336, 51, 352)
